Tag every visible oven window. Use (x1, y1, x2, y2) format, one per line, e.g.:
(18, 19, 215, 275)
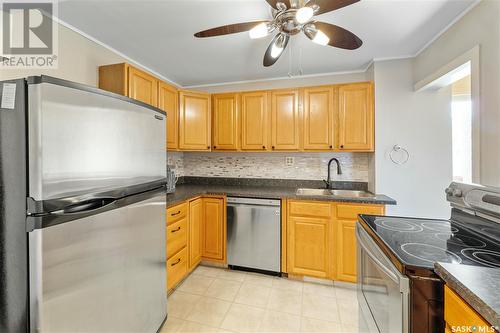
(361, 250, 403, 333)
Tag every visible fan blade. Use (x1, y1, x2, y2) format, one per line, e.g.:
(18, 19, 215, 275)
(263, 34, 289, 67)
(265, 0, 291, 10)
(310, 0, 360, 15)
(194, 21, 268, 38)
(312, 22, 362, 50)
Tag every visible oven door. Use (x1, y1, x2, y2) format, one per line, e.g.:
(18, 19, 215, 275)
(356, 224, 410, 333)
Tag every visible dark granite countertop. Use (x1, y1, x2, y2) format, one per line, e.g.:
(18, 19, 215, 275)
(167, 178, 397, 208)
(435, 262, 500, 329)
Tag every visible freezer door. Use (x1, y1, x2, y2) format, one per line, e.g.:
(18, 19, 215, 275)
(29, 192, 167, 333)
(28, 77, 166, 201)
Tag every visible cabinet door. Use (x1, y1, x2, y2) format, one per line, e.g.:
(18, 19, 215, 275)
(271, 89, 300, 150)
(202, 198, 225, 261)
(303, 87, 335, 150)
(158, 82, 179, 150)
(212, 94, 239, 150)
(179, 91, 211, 150)
(288, 216, 331, 278)
(128, 66, 158, 107)
(338, 83, 374, 151)
(336, 220, 357, 282)
(189, 198, 203, 269)
(240, 92, 269, 151)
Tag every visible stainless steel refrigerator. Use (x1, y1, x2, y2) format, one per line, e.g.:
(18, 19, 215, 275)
(0, 76, 167, 332)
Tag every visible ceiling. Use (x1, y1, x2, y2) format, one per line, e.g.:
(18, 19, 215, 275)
(58, 0, 477, 87)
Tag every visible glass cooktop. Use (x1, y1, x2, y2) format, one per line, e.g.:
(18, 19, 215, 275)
(359, 212, 500, 270)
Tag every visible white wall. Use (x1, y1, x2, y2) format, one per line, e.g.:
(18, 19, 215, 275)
(372, 59, 453, 218)
(189, 72, 367, 93)
(413, 0, 500, 187)
(1, 22, 136, 87)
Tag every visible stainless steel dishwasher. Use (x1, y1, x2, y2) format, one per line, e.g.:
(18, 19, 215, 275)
(227, 197, 281, 274)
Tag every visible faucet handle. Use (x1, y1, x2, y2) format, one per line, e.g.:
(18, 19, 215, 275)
(323, 180, 330, 189)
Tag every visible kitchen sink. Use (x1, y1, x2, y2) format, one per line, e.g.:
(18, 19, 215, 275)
(295, 188, 374, 198)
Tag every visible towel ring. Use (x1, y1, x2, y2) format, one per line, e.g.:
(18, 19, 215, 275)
(390, 145, 410, 165)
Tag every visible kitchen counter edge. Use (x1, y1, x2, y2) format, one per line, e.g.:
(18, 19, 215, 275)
(166, 184, 397, 208)
(435, 262, 500, 329)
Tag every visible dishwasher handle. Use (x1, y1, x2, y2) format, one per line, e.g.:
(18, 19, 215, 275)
(227, 197, 281, 207)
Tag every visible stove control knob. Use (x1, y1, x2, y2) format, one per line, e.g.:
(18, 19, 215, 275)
(452, 189, 463, 197)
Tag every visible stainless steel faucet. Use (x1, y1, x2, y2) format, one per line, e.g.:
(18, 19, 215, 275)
(324, 158, 342, 189)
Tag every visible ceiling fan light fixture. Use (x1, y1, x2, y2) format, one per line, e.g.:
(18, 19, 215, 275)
(249, 22, 271, 39)
(304, 24, 330, 46)
(312, 29, 330, 45)
(296, 7, 314, 24)
(270, 33, 287, 58)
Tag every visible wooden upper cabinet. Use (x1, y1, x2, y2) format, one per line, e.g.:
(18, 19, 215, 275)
(271, 89, 300, 151)
(212, 93, 239, 151)
(158, 82, 179, 150)
(202, 197, 225, 261)
(241, 91, 269, 151)
(128, 66, 159, 107)
(303, 87, 335, 150)
(338, 82, 374, 151)
(179, 91, 211, 151)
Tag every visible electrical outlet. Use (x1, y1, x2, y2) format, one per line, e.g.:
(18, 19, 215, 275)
(285, 157, 295, 166)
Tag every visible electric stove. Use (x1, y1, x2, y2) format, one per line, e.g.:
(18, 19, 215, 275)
(357, 182, 500, 333)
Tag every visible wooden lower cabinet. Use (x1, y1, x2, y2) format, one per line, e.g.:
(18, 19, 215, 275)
(167, 247, 188, 290)
(202, 197, 226, 262)
(188, 198, 203, 269)
(335, 220, 358, 282)
(286, 200, 385, 282)
(444, 286, 494, 333)
(166, 196, 226, 291)
(288, 215, 333, 278)
(335, 203, 384, 282)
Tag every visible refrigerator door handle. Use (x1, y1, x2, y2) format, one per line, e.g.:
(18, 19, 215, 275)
(51, 197, 116, 215)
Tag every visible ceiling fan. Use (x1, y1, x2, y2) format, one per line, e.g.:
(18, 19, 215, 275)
(194, 0, 363, 67)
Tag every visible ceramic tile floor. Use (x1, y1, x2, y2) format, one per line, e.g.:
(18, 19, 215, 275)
(161, 265, 370, 333)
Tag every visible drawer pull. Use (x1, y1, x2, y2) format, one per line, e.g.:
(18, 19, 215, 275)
(170, 258, 181, 267)
(171, 226, 181, 233)
(171, 210, 181, 216)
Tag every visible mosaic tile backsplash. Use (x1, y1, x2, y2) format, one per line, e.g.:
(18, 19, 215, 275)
(170, 152, 369, 182)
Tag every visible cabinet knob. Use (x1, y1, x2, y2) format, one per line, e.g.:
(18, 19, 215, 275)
(329, 145, 333, 149)
(272, 146, 275, 150)
(207, 146, 210, 149)
(262, 146, 266, 149)
(213, 146, 217, 149)
(340, 145, 344, 149)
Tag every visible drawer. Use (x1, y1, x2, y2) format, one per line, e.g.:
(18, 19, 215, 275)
(444, 286, 492, 332)
(336, 204, 384, 220)
(166, 218, 188, 258)
(289, 201, 332, 218)
(167, 202, 188, 225)
(167, 247, 188, 290)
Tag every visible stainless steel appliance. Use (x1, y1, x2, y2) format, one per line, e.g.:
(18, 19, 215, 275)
(167, 164, 178, 193)
(0, 76, 167, 332)
(227, 197, 281, 274)
(357, 182, 500, 333)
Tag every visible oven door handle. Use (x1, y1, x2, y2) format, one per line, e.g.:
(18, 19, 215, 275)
(356, 227, 400, 284)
